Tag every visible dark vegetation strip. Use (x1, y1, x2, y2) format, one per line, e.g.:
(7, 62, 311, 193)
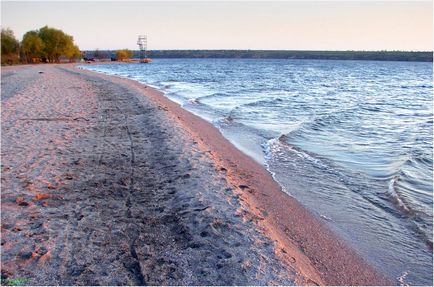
(86, 49, 433, 62)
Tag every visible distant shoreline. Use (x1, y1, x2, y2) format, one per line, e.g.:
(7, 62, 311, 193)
(84, 49, 433, 62)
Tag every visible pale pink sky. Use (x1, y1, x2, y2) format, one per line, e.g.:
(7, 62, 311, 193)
(1, 1, 433, 51)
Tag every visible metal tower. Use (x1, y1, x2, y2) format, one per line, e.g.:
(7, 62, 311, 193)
(137, 35, 147, 59)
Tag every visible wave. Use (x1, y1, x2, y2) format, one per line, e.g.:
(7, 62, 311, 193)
(264, 136, 332, 176)
(267, 133, 431, 222)
(194, 92, 237, 102)
(387, 176, 412, 214)
(188, 98, 201, 105)
(268, 134, 433, 253)
(400, 84, 433, 89)
(268, 108, 354, 140)
(216, 103, 360, 146)
(389, 175, 434, 250)
(239, 97, 285, 108)
(157, 81, 216, 100)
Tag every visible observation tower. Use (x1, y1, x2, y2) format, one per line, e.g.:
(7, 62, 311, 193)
(137, 35, 151, 63)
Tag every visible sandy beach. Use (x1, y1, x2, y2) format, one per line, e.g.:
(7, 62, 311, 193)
(1, 64, 391, 285)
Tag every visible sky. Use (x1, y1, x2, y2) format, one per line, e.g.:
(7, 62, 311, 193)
(1, 1, 433, 51)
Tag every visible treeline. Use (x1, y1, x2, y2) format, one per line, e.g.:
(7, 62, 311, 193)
(85, 49, 134, 61)
(1, 27, 80, 65)
(84, 49, 433, 62)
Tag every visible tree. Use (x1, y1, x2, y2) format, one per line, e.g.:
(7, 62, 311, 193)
(64, 44, 81, 62)
(94, 48, 107, 60)
(38, 26, 79, 62)
(1, 28, 20, 65)
(21, 30, 45, 63)
(116, 49, 133, 61)
(93, 48, 101, 59)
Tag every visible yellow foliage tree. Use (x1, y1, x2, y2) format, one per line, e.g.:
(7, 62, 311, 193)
(21, 30, 45, 63)
(38, 26, 80, 62)
(116, 49, 133, 61)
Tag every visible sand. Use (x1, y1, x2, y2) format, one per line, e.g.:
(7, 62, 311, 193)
(1, 64, 391, 285)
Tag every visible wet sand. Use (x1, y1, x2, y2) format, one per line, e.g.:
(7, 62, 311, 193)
(1, 64, 391, 285)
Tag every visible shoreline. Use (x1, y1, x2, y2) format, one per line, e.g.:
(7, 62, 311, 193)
(1, 63, 391, 285)
(76, 64, 392, 285)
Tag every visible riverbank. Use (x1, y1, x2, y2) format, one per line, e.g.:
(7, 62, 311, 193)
(82, 49, 434, 62)
(1, 64, 390, 285)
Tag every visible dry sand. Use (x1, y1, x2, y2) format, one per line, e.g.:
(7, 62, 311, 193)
(1, 64, 391, 285)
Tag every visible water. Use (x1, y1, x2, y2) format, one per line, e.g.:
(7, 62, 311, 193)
(80, 59, 433, 285)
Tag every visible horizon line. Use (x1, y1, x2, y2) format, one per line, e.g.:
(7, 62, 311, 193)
(83, 48, 434, 53)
